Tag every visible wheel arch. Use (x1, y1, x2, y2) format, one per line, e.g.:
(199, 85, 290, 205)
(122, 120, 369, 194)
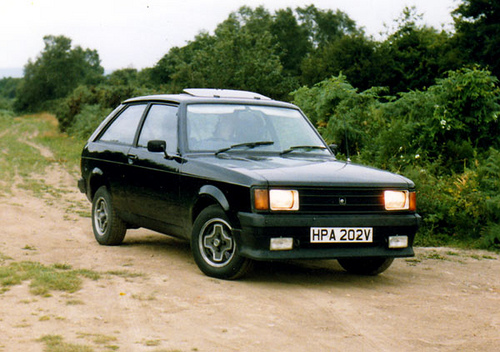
(88, 167, 109, 201)
(191, 185, 233, 226)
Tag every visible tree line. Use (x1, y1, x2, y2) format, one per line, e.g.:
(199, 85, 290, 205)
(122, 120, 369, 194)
(0, 0, 499, 249)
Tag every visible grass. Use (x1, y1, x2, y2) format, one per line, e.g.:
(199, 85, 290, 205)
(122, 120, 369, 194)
(0, 250, 143, 297)
(38, 335, 94, 352)
(0, 111, 85, 196)
(0, 261, 95, 297)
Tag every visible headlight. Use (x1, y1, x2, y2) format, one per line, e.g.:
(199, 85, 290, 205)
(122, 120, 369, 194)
(384, 190, 416, 210)
(270, 190, 299, 210)
(253, 189, 299, 211)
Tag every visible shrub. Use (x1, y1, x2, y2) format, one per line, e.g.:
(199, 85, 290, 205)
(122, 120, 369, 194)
(67, 104, 112, 140)
(55, 84, 156, 132)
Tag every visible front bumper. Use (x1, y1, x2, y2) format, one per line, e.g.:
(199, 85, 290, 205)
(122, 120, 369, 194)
(235, 212, 421, 261)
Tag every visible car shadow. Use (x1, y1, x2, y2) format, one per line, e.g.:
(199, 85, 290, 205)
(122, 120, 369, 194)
(244, 260, 400, 288)
(116, 230, 401, 288)
(119, 230, 192, 260)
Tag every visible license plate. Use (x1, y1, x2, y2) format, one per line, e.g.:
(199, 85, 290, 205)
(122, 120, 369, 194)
(310, 227, 373, 243)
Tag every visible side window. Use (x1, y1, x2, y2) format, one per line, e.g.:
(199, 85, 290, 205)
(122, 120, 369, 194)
(99, 104, 147, 145)
(138, 104, 178, 154)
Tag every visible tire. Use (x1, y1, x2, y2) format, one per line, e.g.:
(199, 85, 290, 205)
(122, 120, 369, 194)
(92, 186, 126, 245)
(191, 205, 252, 279)
(337, 257, 394, 276)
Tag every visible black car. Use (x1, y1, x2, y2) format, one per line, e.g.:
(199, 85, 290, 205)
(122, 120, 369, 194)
(78, 88, 420, 279)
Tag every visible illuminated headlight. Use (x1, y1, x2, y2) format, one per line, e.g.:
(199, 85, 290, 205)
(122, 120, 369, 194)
(384, 190, 409, 210)
(384, 190, 416, 211)
(270, 190, 299, 211)
(384, 190, 408, 210)
(253, 189, 299, 211)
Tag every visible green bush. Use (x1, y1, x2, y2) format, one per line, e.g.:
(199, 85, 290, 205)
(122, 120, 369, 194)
(67, 104, 112, 140)
(54, 84, 156, 132)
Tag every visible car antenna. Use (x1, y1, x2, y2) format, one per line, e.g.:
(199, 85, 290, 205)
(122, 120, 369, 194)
(343, 113, 351, 163)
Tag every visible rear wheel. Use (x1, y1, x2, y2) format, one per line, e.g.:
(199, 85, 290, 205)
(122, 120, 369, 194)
(92, 186, 126, 245)
(191, 205, 252, 279)
(337, 257, 394, 275)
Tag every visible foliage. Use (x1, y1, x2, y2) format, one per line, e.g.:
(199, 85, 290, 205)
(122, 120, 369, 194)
(151, 7, 288, 99)
(14, 35, 104, 112)
(54, 84, 155, 132)
(379, 7, 462, 94)
(67, 104, 112, 140)
(377, 67, 500, 173)
(453, 0, 500, 79)
(292, 75, 386, 156)
(0, 77, 22, 110)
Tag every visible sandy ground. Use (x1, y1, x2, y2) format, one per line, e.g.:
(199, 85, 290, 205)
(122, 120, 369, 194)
(0, 159, 499, 351)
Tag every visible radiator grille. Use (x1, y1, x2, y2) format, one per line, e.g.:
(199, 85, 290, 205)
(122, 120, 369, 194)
(298, 187, 385, 213)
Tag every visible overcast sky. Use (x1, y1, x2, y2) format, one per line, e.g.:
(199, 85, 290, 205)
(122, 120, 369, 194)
(1, 0, 458, 76)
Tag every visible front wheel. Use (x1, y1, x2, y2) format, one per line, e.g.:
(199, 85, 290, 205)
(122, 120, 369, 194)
(191, 205, 252, 279)
(92, 186, 126, 245)
(337, 257, 394, 276)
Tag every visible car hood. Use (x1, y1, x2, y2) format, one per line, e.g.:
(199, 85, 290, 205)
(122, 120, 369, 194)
(185, 154, 414, 188)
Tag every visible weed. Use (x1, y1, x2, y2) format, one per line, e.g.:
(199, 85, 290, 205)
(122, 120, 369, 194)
(77, 333, 118, 345)
(423, 252, 447, 261)
(0, 252, 12, 262)
(482, 255, 497, 260)
(106, 270, 144, 278)
(38, 335, 94, 352)
(74, 269, 101, 281)
(52, 263, 72, 270)
(66, 299, 85, 306)
(132, 292, 157, 301)
(143, 339, 161, 346)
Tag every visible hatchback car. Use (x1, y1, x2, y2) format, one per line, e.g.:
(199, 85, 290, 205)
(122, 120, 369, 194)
(78, 88, 420, 279)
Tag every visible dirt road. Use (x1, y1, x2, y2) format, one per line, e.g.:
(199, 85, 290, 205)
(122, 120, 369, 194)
(1, 161, 499, 352)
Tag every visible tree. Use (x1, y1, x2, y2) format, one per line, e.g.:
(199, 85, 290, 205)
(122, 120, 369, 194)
(377, 7, 460, 93)
(152, 7, 286, 98)
(453, 0, 500, 78)
(300, 34, 383, 90)
(15, 35, 104, 112)
(296, 5, 359, 48)
(270, 8, 312, 76)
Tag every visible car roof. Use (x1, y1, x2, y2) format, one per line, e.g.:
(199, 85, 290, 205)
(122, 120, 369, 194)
(123, 88, 296, 108)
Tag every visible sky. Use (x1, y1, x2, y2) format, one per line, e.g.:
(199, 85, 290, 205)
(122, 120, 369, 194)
(0, 0, 458, 77)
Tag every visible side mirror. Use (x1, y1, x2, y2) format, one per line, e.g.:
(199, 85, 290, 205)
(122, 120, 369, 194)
(147, 140, 168, 158)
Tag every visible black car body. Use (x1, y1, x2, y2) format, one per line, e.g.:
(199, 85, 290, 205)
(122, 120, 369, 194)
(79, 88, 420, 279)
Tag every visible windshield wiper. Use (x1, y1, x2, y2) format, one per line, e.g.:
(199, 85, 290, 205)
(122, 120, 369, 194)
(280, 145, 327, 155)
(215, 141, 274, 156)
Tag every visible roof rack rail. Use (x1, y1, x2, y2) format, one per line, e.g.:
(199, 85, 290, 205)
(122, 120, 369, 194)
(183, 88, 271, 100)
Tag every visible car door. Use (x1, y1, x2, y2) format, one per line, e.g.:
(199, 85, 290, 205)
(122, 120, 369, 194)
(90, 103, 148, 212)
(125, 103, 183, 235)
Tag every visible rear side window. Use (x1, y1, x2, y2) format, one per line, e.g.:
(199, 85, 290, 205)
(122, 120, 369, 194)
(99, 104, 147, 145)
(137, 104, 178, 154)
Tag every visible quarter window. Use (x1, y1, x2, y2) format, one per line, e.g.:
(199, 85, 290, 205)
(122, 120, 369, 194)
(99, 104, 147, 145)
(138, 104, 178, 154)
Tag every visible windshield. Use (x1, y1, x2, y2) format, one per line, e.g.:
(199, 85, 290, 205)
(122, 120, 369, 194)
(186, 104, 330, 155)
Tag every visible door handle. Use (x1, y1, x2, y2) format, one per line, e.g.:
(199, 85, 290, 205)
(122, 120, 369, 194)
(127, 154, 138, 164)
